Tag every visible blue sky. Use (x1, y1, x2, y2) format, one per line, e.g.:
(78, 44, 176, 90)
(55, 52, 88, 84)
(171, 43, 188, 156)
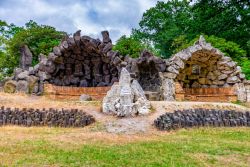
(0, 0, 159, 42)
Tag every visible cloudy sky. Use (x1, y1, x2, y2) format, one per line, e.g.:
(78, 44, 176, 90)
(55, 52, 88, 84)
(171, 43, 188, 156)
(0, 0, 159, 42)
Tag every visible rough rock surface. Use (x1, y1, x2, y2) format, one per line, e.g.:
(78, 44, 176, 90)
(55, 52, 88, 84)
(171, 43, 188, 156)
(4, 80, 17, 93)
(0, 106, 95, 127)
(167, 36, 245, 89)
(102, 68, 150, 117)
(155, 108, 250, 130)
(3, 32, 250, 103)
(79, 94, 92, 101)
(16, 80, 29, 93)
(20, 45, 33, 70)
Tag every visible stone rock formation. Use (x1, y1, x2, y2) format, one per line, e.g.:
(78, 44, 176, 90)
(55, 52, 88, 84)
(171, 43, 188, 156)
(79, 94, 92, 101)
(40, 30, 122, 87)
(4, 80, 17, 93)
(162, 35, 247, 101)
(102, 68, 150, 117)
(3, 30, 125, 94)
(0, 106, 95, 127)
(20, 45, 33, 70)
(155, 109, 250, 130)
(3, 31, 250, 103)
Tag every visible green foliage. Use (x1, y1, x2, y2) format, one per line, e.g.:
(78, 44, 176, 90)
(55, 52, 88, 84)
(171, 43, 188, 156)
(134, 0, 250, 58)
(191, 0, 250, 54)
(0, 20, 66, 76)
(113, 35, 160, 58)
(242, 58, 250, 80)
(113, 35, 144, 58)
(133, 0, 191, 58)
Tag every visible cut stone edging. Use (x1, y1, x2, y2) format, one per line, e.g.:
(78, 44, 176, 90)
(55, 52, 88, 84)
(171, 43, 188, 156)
(154, 109, 250, 130)
(0, 106, 95, 127)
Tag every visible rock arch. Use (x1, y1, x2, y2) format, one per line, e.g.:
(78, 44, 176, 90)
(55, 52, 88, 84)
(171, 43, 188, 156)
(163, 36, 246, 101)
(38, 30, 125, 87)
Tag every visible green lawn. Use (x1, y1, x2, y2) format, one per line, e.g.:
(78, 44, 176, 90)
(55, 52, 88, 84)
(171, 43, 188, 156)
(0, 126, 250, 167)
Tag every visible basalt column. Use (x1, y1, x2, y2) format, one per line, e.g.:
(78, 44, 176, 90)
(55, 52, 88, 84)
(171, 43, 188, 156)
(42, 30, 122, 87)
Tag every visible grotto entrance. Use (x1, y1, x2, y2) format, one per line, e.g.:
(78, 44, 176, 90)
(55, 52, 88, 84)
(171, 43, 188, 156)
(50, 54, 118, 87)
(174, 49, 239, 102)
(137, 60, 162, 101)
(45, 31, 120, 88)
(39, 30, 125, 100)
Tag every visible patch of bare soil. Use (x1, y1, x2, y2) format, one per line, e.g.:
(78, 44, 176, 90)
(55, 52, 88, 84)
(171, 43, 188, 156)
(0, 92, 249, 135)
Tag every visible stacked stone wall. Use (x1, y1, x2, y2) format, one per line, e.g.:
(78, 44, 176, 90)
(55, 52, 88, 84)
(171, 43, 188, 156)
(0, 106, 95, 127)
(155, 109, 250, 130)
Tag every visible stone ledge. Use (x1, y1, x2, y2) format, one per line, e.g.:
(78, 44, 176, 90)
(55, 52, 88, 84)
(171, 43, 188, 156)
(44, 84, 111, 100)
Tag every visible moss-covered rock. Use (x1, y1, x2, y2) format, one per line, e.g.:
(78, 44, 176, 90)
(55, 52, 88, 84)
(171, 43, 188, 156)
(4, 80, 17, 93)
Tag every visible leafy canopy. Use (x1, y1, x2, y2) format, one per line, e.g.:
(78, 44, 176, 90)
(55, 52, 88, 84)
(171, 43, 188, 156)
(113, 35, 159, 58)
(0, 20, 66, 76)
(113, 35, 144, 58)
(133, 0, 250, 58)
(132, 0, 191, 58)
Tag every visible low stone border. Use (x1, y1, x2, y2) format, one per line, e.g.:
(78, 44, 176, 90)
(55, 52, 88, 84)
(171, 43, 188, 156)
(154, 109, 250, 130)
(0, 106, 95, 127)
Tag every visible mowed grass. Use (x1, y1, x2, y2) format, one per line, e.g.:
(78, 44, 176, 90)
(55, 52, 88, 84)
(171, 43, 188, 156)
(0, 126, 250, 167)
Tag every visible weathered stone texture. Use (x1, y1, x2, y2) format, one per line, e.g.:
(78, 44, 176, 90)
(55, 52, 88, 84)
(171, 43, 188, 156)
(20, 45, 33, 70)
(155, 109, 250, 131)
(0, 106, 95, 127)
(103, 68, 150, 117)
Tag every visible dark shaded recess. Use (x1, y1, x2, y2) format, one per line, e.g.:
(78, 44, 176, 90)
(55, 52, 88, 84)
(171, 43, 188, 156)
(49, 47, 118, 87)
(138, 61, 161, 92)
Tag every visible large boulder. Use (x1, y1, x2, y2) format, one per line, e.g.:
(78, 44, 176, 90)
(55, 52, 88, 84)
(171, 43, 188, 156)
(79, 94, 92, 101)
(4, 80, 17, 93)
(17, 71, 29, 80)
(102, 68, 150, 117)
(16, 80, 29, 93)
(27, 76, 39, 93)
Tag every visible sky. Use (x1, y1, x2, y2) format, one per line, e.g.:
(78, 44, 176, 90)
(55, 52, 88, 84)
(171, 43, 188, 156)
(0, 0, 159, 42)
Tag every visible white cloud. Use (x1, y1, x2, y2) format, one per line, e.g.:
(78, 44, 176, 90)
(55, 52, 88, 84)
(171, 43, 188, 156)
(0, 0, 159, 41)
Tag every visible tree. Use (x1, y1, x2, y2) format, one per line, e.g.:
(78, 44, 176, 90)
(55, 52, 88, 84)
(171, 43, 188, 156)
(132, 0, 192, 58)
(191, 0, 250, 55)
(242, 58, 250, 80)
(134, 0, 250, 58)
(0, 20, 66, 77)
(113, 35, 143, 58)
(113, 35, 159, 58)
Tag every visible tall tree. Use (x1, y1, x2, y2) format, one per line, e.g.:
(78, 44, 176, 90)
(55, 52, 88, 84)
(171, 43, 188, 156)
(132, 0, 191, 58)
(191, 0, 250, 54)
(0, 20, 66, 77)
(133, 0, 250, 58)
(113, 35, 159, 58)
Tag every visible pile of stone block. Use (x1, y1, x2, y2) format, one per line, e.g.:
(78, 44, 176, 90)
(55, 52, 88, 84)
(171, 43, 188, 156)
(154, 109, 250, 130)
(0, 106, 95, 127)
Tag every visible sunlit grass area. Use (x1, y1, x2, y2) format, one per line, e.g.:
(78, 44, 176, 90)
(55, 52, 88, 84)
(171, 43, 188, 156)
(0, 126, 249, 167)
